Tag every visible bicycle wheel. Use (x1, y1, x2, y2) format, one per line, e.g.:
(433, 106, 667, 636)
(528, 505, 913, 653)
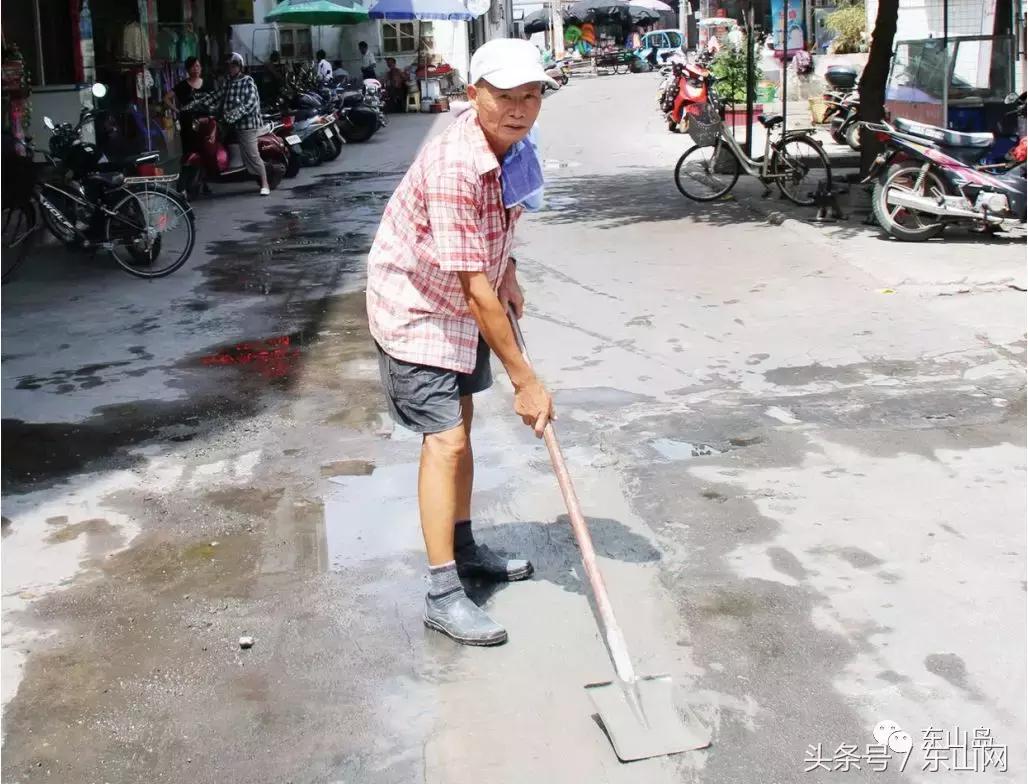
(40, 186, 82, 246)
(105, 189, 195, 279)
(771, 135, 831, 206)
(674, 140, 740, 201)
(2, 203, 37, 283)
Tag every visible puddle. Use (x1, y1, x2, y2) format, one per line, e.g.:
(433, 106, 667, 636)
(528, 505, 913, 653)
(322, 461, 512, 569)
(554, 386, 655, 408)
(200, 230, 369, 297)
(651, 438, 724, 461)
(320, 459, 375, 478)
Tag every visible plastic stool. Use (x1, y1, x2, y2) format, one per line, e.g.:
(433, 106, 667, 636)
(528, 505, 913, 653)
(406, 90, 421, 113)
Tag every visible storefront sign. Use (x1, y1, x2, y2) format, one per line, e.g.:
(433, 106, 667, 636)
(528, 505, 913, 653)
(770, 0, 805, 52)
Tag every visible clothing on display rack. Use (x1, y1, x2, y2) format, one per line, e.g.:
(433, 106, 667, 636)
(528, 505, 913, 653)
(156, 27, 178, 61)
(179, 30, 198, 61)
(122, 22, 150, 62)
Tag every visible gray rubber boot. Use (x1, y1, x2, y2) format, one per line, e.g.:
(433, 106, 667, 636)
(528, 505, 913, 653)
(424, 590, 508, 646)
(456, 543, 534, 582)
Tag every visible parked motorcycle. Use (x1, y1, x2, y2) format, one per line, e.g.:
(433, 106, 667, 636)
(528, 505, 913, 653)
(2, 84, 195, 281)
(293, 92, 344, 162)
(821, 64, 858, 123)
(361, 78, 389, 126)
(865, 92, 1027, 242)
(661, 58, 712, 133)
(264, 114, 303, 178)
(829, 91, 861, 150)
(334, 93, 382, 143)
(178, 112, 288, 198)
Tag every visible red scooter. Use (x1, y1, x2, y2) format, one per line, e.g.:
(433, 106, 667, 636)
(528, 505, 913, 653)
(662, 60, 713, 132)
(178, 112, 288, 198)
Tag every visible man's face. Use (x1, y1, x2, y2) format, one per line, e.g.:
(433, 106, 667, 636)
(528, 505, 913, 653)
(188, 61, 202, 79)
(228, 62, 241, 78)
(468, 81, 542, 154)
(359, 44, 368, 54)
(386, 59, 396, 69)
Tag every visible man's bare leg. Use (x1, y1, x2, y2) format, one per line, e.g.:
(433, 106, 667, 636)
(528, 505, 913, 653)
(456, 395, 474, 522)
(451, 394, 534, 582)
(419, 423, 468, 566)
(419, 416, 507, 645)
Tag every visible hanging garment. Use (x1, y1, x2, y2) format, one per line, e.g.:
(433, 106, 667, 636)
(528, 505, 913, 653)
(178, 30, 198, 60)
(135, 67, 155, 99)
(156, 28, 178, 60)
(122, 22, 149, 61)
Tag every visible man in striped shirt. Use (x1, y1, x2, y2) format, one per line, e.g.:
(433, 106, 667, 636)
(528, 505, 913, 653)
(366, 39, 558, 646)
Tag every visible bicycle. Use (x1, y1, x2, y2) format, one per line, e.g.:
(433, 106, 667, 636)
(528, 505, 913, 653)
(673, 78, 832, 207)
(2, 119, 194, 283)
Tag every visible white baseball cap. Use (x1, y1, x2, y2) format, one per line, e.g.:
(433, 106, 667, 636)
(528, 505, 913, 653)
(470, 39, 559, 90)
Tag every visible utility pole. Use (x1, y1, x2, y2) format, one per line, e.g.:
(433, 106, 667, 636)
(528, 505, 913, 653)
(744, 2, 755, 156)
(679, 0, 689, 48)
(552, 0, 566, 56)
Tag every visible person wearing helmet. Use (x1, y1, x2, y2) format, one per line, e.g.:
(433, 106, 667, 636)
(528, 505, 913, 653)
(365, 39, 558, 647)
(184, 52, 271, 195)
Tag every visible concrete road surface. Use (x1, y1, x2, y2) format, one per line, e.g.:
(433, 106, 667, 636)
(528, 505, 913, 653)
(2, 72, 1024, 783)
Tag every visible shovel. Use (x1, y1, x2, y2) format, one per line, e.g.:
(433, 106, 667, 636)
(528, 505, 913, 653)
(508, 311, 712, 762)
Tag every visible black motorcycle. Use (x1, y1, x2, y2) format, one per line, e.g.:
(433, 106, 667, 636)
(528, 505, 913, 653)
(2, 93, 195, 282)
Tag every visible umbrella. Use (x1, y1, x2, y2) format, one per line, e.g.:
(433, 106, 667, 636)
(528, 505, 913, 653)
(523, 7, 553, 33)
(368, 0, 487, 84)
(367, 0, 481, 20)
(265, 0, 369, 24)
(629, 0, 672, 11)
(565, 0, 659, 24)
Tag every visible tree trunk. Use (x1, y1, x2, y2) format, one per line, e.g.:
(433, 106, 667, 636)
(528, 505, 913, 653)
(857, 0, 899, 175)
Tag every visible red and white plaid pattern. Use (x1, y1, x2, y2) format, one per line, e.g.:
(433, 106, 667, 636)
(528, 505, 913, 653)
(366, 111, 523, 373)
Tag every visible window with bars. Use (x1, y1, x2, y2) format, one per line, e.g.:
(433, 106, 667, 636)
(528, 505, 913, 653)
(382, 22, 434, 54)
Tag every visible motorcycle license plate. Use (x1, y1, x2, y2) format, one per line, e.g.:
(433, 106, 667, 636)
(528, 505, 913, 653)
(323, 126, 335, 139)
(285, 134, 301, 145)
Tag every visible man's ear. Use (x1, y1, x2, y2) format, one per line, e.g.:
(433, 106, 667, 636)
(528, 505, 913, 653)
(467, 83, 479, 109)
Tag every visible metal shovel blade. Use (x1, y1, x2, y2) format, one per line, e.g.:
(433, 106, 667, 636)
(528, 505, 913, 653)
(585, 674, 711, 762)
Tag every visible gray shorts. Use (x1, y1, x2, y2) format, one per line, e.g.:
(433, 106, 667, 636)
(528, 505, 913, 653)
(376, 338, 493, 434)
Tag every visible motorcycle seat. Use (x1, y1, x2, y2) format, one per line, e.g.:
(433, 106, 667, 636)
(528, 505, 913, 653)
(758, 113, 784, 128)
(894, 117, 993, 148)
(341, 91, 363, 108)
(87, 172, 125, 188)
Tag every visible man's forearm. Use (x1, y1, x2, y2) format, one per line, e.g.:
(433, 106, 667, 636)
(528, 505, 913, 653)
(462, 275, 535, 387)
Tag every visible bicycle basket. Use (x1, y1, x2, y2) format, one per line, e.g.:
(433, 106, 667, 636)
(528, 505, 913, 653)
(686, 104, 721, 147)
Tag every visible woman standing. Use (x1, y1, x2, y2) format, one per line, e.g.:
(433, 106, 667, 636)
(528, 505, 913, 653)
(165, 57, 208, 154)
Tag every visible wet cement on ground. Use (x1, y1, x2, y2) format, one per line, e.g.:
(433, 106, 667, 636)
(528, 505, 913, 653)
(2, 79, 1025, 783)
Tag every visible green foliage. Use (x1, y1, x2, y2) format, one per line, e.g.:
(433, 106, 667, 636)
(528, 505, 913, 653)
(826, 3, 867, 54)
(711, 37, 758, 106)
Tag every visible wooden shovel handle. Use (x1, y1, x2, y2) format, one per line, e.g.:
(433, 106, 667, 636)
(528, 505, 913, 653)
(508, 311, 637, 682)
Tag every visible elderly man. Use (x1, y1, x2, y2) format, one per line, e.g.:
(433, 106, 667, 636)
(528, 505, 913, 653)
(366, 39, 557, 647)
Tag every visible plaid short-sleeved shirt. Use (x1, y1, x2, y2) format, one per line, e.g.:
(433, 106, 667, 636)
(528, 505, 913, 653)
(366, 110, 523, 374)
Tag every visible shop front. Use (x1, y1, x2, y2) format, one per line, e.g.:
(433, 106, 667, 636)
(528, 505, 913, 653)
(2, 0, 231, 162)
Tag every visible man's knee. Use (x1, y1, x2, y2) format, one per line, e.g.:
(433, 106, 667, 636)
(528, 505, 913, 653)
(423, 425, 470, 463)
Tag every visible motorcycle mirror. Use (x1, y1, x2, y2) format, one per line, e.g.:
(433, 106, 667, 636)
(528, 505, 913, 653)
(43, 116, 55, 130)
(1004, 92, 1018, 104)
(91, 82, 108, 98)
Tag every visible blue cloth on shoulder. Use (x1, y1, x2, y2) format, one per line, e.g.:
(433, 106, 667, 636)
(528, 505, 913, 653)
(500, 125, 545, 211)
